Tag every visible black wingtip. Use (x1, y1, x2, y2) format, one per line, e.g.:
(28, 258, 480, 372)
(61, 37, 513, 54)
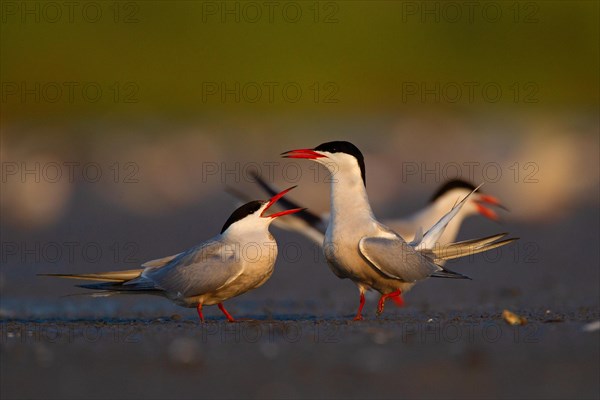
(431, 267, 472, 280)
(496, 203, 510, 212)
(251, 172, 279, 197)
(77, 283, 111, 290)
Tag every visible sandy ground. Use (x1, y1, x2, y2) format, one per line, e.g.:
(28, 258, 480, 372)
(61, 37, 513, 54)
(1, 189, 599, 399)
(1, 307, 599, 399)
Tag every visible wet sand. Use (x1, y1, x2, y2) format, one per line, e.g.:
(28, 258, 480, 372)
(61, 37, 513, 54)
(1, 305, 599, 399)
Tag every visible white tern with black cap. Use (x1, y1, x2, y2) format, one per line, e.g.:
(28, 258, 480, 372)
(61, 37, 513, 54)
(282, 141, 517, 320)
(41, 186, 304, 322)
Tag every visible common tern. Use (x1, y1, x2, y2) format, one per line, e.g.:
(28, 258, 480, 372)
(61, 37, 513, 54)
(41, 187, 304, 322)
(282, 141, 517, 320)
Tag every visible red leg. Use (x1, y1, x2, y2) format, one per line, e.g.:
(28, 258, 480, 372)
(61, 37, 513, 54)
(390, 292, 405, 308)
(218, 303, 235, 322)
(354, 290, 366, 321)
(196, 304, 205, 323)
(377, 289, 402, 316)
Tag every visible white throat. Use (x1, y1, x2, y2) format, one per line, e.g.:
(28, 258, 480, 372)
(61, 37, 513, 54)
(221, 217, 272, 243)
(322, 158, 374, 223)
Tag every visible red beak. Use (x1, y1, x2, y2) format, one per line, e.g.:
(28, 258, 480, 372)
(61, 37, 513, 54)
(475, 203, 500, 221)
(281, 148, 326, 159)
(479, 194, 509, 211)
(475, 194, 508, 221)
(260, 186, 305, 218)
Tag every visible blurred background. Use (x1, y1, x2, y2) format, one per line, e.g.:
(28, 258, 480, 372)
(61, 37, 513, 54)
(1, 1, 599, 399)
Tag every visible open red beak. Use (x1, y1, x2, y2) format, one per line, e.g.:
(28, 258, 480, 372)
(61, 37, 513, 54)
(475, 194, 508, 221)
(260, 185, 305, 218)
(475, 203, 499, 221)
(479, 195, 508, 211)
(281, 148, 326, 159)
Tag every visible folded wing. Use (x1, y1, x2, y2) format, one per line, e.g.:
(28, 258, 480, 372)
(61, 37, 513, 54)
(141, 239, 244, 298)
(359, 235, 440, 282)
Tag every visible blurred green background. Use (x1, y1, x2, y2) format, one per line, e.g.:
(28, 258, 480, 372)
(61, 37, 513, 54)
(1, 0, 598, 231)
(1, 0, 598, 122)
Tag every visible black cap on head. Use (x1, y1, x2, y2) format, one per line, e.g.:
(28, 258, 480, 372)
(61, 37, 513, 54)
(221, 200, 263, 233)
(314, 141, 366, 186)
(430, 179, 478, 203)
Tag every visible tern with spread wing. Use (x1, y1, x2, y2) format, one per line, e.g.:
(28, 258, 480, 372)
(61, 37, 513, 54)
(42, 187, 304, 322)
(282, 141, 517, 320)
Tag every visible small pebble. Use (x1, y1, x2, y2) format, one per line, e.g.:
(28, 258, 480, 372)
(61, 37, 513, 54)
(582, 320, 600, 333)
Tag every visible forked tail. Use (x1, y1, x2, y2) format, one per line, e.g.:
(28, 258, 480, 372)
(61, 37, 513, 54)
(430, 233, 519, 263)
(38, 269, 143, 283)
(39, 269, 161, 293)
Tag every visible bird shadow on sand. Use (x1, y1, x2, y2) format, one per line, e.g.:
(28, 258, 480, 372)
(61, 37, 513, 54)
(0, 314, 402, 325)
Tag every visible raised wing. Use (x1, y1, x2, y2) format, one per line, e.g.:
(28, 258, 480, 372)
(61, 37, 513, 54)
(359, 235, 440, 282)
(141, 238, 244, 298)
(415, 183, 484, 251)
(408, 226, 424, 247)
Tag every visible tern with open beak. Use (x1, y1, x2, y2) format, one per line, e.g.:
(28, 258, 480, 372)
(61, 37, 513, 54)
(282, 141, 517, 320)
(41, 186, 304, 322)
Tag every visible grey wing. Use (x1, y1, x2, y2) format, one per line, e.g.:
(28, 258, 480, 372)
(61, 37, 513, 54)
(141, 239, 243, 297)
(358, 235, 440, 283)
(141, 252, 183, 269)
